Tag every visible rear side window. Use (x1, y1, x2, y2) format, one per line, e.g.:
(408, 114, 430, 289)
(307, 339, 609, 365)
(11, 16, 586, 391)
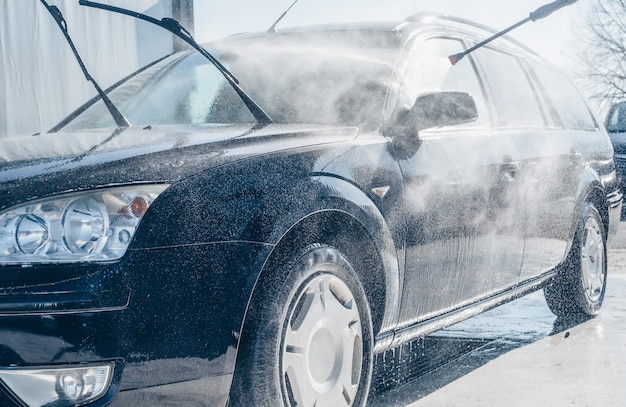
(476, 48, 545, 127)
(530, 62, 597, 130)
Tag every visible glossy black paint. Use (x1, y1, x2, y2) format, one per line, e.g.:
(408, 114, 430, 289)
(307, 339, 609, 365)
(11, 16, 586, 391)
(0, 123, 404, 405)
(0, 15, 621, 406)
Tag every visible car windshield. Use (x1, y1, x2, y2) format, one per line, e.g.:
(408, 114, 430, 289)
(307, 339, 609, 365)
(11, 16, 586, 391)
(60, 30, 399, 131)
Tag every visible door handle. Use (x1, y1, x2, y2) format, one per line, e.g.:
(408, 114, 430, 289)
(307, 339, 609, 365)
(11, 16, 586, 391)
(500, 156, 520, 181)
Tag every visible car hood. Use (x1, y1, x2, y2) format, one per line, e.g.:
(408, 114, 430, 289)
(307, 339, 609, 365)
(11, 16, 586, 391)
(0, 123, 358, 210)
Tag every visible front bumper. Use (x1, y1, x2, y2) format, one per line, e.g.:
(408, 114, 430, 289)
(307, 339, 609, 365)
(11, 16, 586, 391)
(0, 241, 272, 406)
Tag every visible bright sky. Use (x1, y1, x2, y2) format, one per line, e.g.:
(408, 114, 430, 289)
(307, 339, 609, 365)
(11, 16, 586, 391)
(194, 0, 590, 75)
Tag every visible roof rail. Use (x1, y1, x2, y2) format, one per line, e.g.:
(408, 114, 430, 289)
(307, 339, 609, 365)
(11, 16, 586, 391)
(404, 12, 539, 57)
(405, 13, 501, 36)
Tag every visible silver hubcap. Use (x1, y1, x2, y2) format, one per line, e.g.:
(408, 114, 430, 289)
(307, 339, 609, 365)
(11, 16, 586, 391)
(281, 274, 363, 407)
(581, 216, 605, 303)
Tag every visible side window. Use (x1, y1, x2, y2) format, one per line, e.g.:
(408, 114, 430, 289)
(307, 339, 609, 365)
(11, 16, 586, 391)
(607, 102, 626, 133)
(530, 61, 597, 130)
(476, 48, 545, 127)
(402, 37, 489, 127)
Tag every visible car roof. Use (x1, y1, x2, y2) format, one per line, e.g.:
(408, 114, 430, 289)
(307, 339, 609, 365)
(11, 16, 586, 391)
(213, 13, 540, 59)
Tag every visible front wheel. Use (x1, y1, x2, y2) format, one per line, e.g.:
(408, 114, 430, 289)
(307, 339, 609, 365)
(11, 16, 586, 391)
(544, 202, 607, 318)
(231, 244, 373, 407)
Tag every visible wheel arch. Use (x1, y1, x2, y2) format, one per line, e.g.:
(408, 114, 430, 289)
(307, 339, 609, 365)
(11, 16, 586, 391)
(261, 210, 389, 334)
(229, 208, 396, 405)
(239, 170, 402, 335)
(574, 167, 610, 240)
(208, 166, 403, 402)
(587, 185, 610, 239)
(545, 192, 608, 318)
(552, 168, 609, 278)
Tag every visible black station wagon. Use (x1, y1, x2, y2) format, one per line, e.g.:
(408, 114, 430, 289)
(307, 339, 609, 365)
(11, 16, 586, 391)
(0, 9, 621, 407)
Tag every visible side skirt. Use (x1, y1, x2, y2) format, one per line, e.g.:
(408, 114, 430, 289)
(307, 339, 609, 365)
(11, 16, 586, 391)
(373, 271, 557, 353)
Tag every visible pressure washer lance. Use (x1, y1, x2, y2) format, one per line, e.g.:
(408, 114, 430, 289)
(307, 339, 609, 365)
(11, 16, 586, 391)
(448, 0, 578, 65)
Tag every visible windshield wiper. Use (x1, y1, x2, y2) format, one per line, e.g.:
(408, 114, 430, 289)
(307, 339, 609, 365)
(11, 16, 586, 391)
(79, 0, 273, 127)
(39, 0, 130, 129)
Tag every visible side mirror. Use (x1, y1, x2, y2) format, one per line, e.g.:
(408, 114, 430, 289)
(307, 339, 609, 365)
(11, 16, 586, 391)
(386, 91, 478, 159)
(606, 101, 626, 133)
(411, 91, 478, 132)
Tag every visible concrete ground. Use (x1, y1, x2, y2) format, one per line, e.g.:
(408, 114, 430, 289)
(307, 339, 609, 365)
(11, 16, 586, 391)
(370, 224, 626, 407)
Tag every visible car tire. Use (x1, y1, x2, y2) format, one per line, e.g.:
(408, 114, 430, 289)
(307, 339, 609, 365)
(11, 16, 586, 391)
(544, 202, 607, 318)
(230, 244, 373, 407)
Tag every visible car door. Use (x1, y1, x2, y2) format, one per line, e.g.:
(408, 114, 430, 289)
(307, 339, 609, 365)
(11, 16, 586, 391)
(394, 37, 526, 324)
(472, 46, 571, 280)
(509, 58, 601, 280)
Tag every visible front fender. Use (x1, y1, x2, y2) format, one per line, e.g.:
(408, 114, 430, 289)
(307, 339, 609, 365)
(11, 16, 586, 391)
(133, 147, 403, 340)
(262, 174, 401, 339)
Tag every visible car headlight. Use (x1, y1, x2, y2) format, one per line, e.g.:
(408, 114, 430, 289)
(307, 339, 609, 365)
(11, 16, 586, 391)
(0, 185, 169, 265)
(0, 363, 114, 407)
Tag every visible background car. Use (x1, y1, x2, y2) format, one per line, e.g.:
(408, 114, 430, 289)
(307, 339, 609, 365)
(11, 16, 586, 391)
(606, 100, 626, 220)
(0, 12, 621, 407)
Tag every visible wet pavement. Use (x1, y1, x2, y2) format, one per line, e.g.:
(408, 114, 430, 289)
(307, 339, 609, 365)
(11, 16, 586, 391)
(369, 224, 626, 407)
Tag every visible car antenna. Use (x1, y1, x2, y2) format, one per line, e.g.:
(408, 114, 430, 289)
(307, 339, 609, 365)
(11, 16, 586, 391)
(448, 0, 578, 65)
(79, 0, 273, 127)
(39, 0, 130, 129)
(267, 0, 300, 33)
